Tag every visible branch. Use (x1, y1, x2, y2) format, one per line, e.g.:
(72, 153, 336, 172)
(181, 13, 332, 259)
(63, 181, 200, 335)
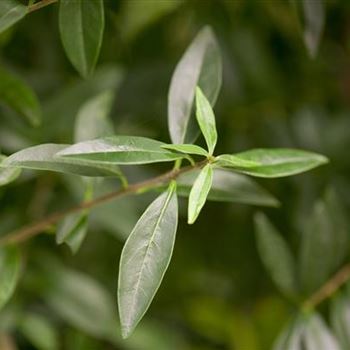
(0, 160, 207, 246)
(302, 262, 350, 310)
(28, 0, 58, 13)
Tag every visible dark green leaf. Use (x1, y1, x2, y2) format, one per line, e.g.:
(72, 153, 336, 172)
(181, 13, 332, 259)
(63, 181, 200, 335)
(0, 155, 21, 186)
(299, 189, 349, 295)
(254, 213, 298, 298)
(175, 168, 279, 207)
(2, 144, 122, 177)
(118, 183, 178, 338)
(188, 164, 213, 224)
(0, 246, 20, 310)
(59, 0, 104, 78)
(216, 148, 328, 178)
(168, 26, 222, 144)
(0, 0, 27, 34)
(195, 87, 217, 154)
(162, 144, 208, 156)
(0, 66, 41, 126)
(57, 136, 184, 165)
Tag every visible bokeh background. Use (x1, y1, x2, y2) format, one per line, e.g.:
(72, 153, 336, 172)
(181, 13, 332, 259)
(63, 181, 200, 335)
(1, 0, 350, 349)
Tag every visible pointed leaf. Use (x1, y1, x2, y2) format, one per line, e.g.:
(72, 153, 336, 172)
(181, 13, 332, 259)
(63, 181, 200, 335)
(162, 144, 208, 156)
(0, 0, 27, 34)
(0, 246, 20, 310)
(75, 90, 114, 143)
(118, 183, 178, 338)
(168, 26, 222, 144)
(255, 213, 298, 298)
(215, 154, 259, 168)
(59, 0, 104, 78)
(188, 164, 213, 224)
(217, 149, 328, 178)
(331, 293, 350, 350)
(195, 87, 217, 154)
(299, 189, 349, 295)
(57, 136, 184, 165)
(0, 155, 21, 186)
(176, 168, 279, 207)
(273, 316, 304, 350)
(2, 144, 122, 177)
(0, 66, 41, 126)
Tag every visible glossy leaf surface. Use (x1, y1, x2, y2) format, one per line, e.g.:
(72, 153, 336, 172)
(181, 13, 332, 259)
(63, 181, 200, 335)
(162, 144, 208, 156)
(0, 0, 27, 34)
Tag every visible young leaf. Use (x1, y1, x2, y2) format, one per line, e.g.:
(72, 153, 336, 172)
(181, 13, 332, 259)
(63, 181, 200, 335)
(0, 155, 21, 186)
(59, 0, 104, 78)
(195, 87, 217, 155)
(56, 212, 88, 254)
(302, 0, 325, 58)
(118, 183, 178, 338)
(0, 0, 27, 34)
(176, 168, 279, 207)
(254, 213, 298, 298)
(57, 136, 184, 165)
(2, 144, 122, 177)
(75, 90, 114, 143)
(331, 293, 350, 350)
(216, 148, 328, 178)
(0, 66, 41, 126)
(168, 26, 222, 144)
(0, 246, 20, 310)
(299, 189, 349, 295)
(273, 316, 304, 350)
(188, 164, 213, 224)
(162, 144, 208, 156)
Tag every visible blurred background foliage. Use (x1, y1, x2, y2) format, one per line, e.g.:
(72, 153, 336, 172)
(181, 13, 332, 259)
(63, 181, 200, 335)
(1, 0, 350, 349)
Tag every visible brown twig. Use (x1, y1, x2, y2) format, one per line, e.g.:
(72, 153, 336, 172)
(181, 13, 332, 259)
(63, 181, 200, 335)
(28, 0, 58, 13)
(0, 160, 207, 246)
(302, 263, 350, 310)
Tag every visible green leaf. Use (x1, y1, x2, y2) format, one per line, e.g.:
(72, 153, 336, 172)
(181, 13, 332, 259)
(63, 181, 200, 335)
(216, 148, 328, 178)
(188, 164, 213, 224)
(75, 90, 114, 143)
(0, 155, 21, 186)
(273, 316, 304, 350)
(0, 0, 27, 34)
(118, 183, 178, 338)
(162, 144, 208, 157)
(0, 246, 20, 310)
(0, 66, 41, 126)
(302, 0, 325, 58)
(168, 26, 222, 144)
(19, 313, 59, 350)
(254, 213, 298, 298)
(59, 0, 104, 78)
(303, 313, 340, 350)
(299, 189, 349, 295)
(195, 87, 217, 155)
(2, 144, 122, 177)
(56, 212, 88, 254)
(214, 154, 260, 168)
(57, 136, 184, 165)
(175, 168, 279, 207)
(331, 293, 350, 350)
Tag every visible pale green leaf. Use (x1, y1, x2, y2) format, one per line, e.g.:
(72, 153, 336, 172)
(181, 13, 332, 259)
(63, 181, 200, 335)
(195, 87, 217, 154)
(0, 246, 20, 310)
(0, 155, 21, 186)
(0, 66, 41, 126)
(254, 213, 298, 298)
(175, 168, 279, 207)
(161, 144, 208, 156)
(217, 148, 328, 178)
(19, 313, 59, 350)
(118, 183, 178, 338)
(0, 0, 27, 34)
(273, 316, 304, 350)
(57, 136, 184, 165)
(2, 144, 122, 177)
(59, 0, 104, 78)
(168, 26, 222, 144)
(188, 164, 213, 224)
(331, 293, 350, 350)
(214, 154, 259, 168)
(56, 212, 88, 254)
(75, 90, 114, 143)
(299, 189, 349, 295)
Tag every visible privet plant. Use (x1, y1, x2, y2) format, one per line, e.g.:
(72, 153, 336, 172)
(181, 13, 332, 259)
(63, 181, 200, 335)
(0, 0, 341, 348)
